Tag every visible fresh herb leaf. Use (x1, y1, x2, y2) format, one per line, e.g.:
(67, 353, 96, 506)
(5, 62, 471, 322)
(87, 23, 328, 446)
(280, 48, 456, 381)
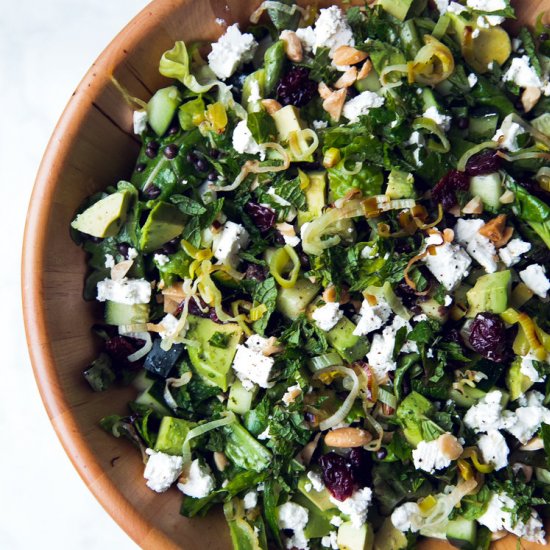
(170, 194, 207, 215)
(208, 331, 232, 349)
(252, 277, 278, 336)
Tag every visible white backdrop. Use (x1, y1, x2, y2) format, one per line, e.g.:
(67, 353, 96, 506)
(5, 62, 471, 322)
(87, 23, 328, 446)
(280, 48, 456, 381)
(0, 1, 150, 548)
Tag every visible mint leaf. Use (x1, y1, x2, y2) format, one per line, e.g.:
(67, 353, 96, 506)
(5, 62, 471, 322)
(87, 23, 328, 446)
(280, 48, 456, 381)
(170, 194, 206, 215)
(252, 277, 277, 336)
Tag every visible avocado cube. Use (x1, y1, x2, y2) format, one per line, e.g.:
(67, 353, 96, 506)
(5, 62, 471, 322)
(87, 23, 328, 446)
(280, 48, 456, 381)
(277, 279, 321, 320)
(147, 85, 182, 136)
(326, 316, 370, 363)
(186, 315, 242, 391)
(386, 170, 415, 199)
(374, 518, 407, 550)
(396, 392, 435, 446)
(154, 416, 195, 455)
(71, 191, 131, 238)
(506, 358, 535, 401)
(139, 202, 186, 254)
(337, 521, 374, 550)
(467, 270, 511, 317)
(297, 475, 336, 512)
(272, 105, 305, 142)
(144, 338, 184, 378)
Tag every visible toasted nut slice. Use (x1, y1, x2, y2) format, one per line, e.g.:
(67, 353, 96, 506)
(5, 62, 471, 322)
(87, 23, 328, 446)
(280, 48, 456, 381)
(322, 285, 337, 303)
(448, 204, 461, 217)
(282, 385, 302, 406)
(357, 59, 373, 80)
(213, 452, 229, 471)
(522, 86, 542, 113)
(520, 436, 544, 451)
(335, 66, 358, 89)
(280, 30, 303, 62)
(437, 433, 463, 460)
(493, 226, 514, 248)
(442, 228, 455, 243)
(324, 427, 373, 448)
(322, 89, 347, 122)
(262, 336, 284, 356)
(499, 190, 515, 204)
(479, 214, 507, 242)
(318, 82, 333, 100)
(261, 99, 282, 115)
(462, 196, 484, 215)
(490, 530, 509, 541)
(333, 45, 368, 66)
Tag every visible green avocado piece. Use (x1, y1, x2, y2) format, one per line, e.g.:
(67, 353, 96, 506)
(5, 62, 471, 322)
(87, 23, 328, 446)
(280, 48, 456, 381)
(386, 170, 415, 199)
(506, 357, 535, 401)
(377, 0, 414, 20)
(298, 172, 327, 227)
(147, 85, 182, 136)
(186, 315, 242, 391)
(449, 386, 487, 408)
(297, 474, 335, 512)
(532, 113, 550, 138)
(139, 201, 186, 254)
(154, 416, 195, 455)
(71, 191, 131, 238)
(276, 278, 321, 320)
(293, 493, 334, 539)
(445, 517, 477, 550)
(242, 69, 265, 113)
(467, 270, 511, 317)
(374, 518, 407, 550)
(326, 316, 370, 363)
(396, 391, 435, 446)
(338, 521, 374, 550)
(104, 301, 149, 326)
(272, 105, 305, 142)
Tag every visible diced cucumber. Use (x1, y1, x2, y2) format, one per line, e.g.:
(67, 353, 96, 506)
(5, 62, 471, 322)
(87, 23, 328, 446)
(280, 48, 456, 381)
(297, 474, 335, 512)
(276, 278, 320, 320)
(326, 316, 370, 363)
(469, 172, 502, 210)
(355, 70, 381, 93)
(337, 521, 374, 550)
(422, 88, 439, 110)
(377, 0, 414, 21)
(468, 108, 499, 142)
(532, 112, 550, 138)
(147, 85, 182, 136)
(135, 380, 171, 416)
(446, 517, 477, 550)
(298, 172, 326, 227)
(104, 301, 149, 326)
(418, 298, 448, 322)
(449, 386, 487, 408)
(228, 379, 258, 415)
(154, 416, 195, 455)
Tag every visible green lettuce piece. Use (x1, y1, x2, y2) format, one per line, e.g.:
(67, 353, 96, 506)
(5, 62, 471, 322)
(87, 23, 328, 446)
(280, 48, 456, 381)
(328, 161, 383, 200)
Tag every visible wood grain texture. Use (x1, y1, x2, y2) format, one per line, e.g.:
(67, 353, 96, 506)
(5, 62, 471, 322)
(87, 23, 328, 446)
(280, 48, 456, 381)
(21, 0, 549, 548)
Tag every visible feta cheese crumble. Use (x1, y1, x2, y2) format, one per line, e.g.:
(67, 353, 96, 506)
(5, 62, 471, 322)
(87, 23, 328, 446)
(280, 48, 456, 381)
(127, 247, 138, 260)
(391, 502, 424, 533)
(321, 531, 338, 549)
(468, 73, 478, 88)
(519, 264, 550, 298)
(423, 106, 452, 132)
(104, 254, 115, 269)
(330, 487, 372, 528)
(177, 459, 215, 498)
(278, 502, 309, 550)
(498, 238, 531, 267)
(503, 55, 544, 89)
(97, 277, 151, 305)
(232, 120, 265, 159)
(213, 221, 249, 267)
(467, 0, 506, 11)
(303, 6, 355, 57)
(207, 24, 258, 80)
(422, 232, 472, 290)
(353, 297, 392, 336)
(312, 302, 343, 331)
(244, 491, 258, 510)
(159, 313, 185, 340)
(342, 91, 385, 123)
(412, 437, 453, 474)
(492, 114, 526, 152)
(454, 218, 498, 273)
(520, 353, 546, 383)
(231, 335, 275, 389)
(506, 391, 550, 444)
(133, 110, 148, 134)
(307, 470, 325, 492)
(154, 253, 170, 266)
(477, 430, 509, 470)
(313, 119, 328, 130)
(435, 0, 467, 14)
(464, 390, 510, 432)
(144, 448, 183, 493)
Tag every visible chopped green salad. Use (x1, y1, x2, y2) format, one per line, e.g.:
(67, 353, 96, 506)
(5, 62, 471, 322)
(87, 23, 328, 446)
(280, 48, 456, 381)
(71, 0, 550, 548)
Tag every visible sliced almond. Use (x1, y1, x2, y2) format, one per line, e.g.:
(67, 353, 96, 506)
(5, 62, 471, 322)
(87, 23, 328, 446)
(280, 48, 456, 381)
(462, 196, 484, 215)
(521, 86, 542, 113)
(261, 99, 282, 115)
(479, 214, 507, 242)
(322, 285, 337, 303)
(322, 88, 347, 122)
(262, 336, 284, 357)
(493, 226, 514, 248)
(437, 433, 463, 460)
(490, 530, 508, 541)
(280, 30, 303, 62)
(499, 190, 515, 204)
(324, 427, 373, 448)
(520, 436, 544, 451)
(213, 452, 229, 471)
(318, 82, 333, 100)
(357, 59, 373, 80)
(334, 66, 358, 89)
(333, 45, 369, 66)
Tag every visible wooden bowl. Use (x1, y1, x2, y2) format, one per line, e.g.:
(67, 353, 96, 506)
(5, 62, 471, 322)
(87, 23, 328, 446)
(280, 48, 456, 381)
(22, 0, 549, 548)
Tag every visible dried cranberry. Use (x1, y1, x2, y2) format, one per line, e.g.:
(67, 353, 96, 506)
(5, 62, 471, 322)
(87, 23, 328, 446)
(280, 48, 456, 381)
(432, 169, 470, 211)
(469, 312, 507, 363)
(465, 150, 502, 176)
(184, 297, 221, 323)
(276, 67, 317, 107)
(142, 185, 161, 199)
(116, 242, 130, 258)
(394, 281, 420, 312)
(105, 336, 143, 368)
(298, 250, 310, 270)
(349, 448, 370, 487)
(319, 453, 355, 501)
(244, 263, 268, 281)
(245, 202, 276, 232)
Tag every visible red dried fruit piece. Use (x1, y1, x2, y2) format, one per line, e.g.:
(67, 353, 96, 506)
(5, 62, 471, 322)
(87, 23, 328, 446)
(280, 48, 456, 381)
(319, 452, 355, 501)
(245, 202, 276, 232)
(465, 150, 502, 176)
(105, 336, 143, 368)
(469, 312, 507, 363)
(349, 447, 370, 488)
(276, 66, 317, 107)
(432, 169, 470, 211)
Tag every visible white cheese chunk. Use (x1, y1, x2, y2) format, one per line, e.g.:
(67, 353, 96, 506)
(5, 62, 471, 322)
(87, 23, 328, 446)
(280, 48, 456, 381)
(231, 336, 275, 390)
(330, 487, 372, 528)
(154, 253, 170, 266)
(312, 6, 355, 57)
(498, 238, 531, 267)
(321, 531, 338, 549)
(520, 353, 546, 383)
(353, 297, 392, 336)
(423, 106, 452, 131)
(467, 0, 506, 11)
(312, 302, 343, 332)
(391, 502, 424, 533)
(492, 114, 526, 152)
(412, 437, 453, 474)
(104, 254, 115, 269)
(342, 91, 385, 123)
(478, 430, 509, 470)
(207, 24, 258, 80)
(307, 470, 325, 492)
(454, 218, 497, 273)
(468, 73, 478, 88)
(232, 120, 265, 159)
(133, 110, 148, 134)
(422, 233, 472, 291)
(97, 277, 151, 305)
(213, 221, 249, 267)
(519, 264, 550, 298)
(503, 55, 543, 89)
(278, 502, 309, 550)
(144, 448, 183, 493)
(177, 459, 215, 498)
(243, 491, 258, 510)
(463, 390, 512, 433)
(505, 393, 550, 444)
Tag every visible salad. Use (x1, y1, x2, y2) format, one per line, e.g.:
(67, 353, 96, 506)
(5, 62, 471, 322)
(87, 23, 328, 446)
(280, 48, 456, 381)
(70, 0, 550, 548)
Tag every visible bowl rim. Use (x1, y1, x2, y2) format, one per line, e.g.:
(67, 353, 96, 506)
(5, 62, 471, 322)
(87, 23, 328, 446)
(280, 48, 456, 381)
(21, 1, 182, 547)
